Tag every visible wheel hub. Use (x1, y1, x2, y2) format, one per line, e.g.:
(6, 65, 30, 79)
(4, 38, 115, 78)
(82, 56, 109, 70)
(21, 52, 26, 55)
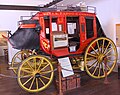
(98, 53, 104, 63)
(35, 73, 41, 78)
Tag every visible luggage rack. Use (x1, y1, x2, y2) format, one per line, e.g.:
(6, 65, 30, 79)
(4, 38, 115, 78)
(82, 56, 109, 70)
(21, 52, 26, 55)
(19, 5, 96, 24)
(39, 5, 96, 13)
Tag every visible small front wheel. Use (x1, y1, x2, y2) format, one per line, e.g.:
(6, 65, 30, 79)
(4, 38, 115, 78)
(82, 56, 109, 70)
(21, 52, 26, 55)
(17, 55, 54, 92)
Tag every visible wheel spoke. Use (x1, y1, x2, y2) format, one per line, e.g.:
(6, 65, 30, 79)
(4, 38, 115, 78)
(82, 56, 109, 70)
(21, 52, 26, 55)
(27, 61, 34, 71)
(29, 77, 35, 90)
(88, 60, 98, 70)
(87, 53, 97, 58)
(23, 67, 32, 70)
(33, 58, 37, 71)
(106, 65, 111, 70)
(98, 63, 101, 77)
(92, 62, 99, 75)
(13, 62, 21, 64)
(37, 59, 43, 71)
(21, 54, 26, 59)
(21, 74, 32, 78)
(36, 78, 39, 90)
(23, 76, 33, 86)
(21, 68, 32, 74)
(11, 67, 18, 69)
(40, 75, 50, 80)
(105, 48, 113, 56)
(102, 39, 105, 53)
(22, 53, 29, 58)
(97, 41, 101, 53)
(39, 78, 45, 86)
(103, 42, 110, 54)
(90, 45, 98, 55)
(16, 56, 22, 61)
(101, 62, 105, 75)
(40, 70, 53, 74)
(39, 63, 50, 72)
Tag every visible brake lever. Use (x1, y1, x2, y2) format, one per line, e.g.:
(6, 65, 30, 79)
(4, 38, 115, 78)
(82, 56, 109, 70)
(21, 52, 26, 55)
(8, 31, 12, 36)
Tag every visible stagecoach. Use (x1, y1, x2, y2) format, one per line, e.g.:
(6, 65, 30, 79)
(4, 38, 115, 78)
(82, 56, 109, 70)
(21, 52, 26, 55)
(3, 6, 117, 92)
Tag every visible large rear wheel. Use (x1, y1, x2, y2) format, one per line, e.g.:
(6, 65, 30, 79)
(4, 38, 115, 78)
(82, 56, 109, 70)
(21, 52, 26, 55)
(84, 37, 117, 79)
(11, 50, 29, 74)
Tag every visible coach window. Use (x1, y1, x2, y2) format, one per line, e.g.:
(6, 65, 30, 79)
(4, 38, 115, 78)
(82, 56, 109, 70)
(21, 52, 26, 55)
(67, 17, 79, 35)
(52, 17, 58, 31)
(85, 17, 94, 39)
(44, 16, 50, 39)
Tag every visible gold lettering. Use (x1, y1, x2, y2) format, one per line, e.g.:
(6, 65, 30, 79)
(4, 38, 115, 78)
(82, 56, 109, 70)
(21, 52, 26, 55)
(43, 41, 49, 50)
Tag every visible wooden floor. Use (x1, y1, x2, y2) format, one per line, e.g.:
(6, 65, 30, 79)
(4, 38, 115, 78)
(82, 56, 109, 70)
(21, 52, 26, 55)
(0, 56, 120, 95)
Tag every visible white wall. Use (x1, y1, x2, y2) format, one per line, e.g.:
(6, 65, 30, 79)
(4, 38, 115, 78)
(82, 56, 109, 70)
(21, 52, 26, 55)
(0, 0, 52, 63)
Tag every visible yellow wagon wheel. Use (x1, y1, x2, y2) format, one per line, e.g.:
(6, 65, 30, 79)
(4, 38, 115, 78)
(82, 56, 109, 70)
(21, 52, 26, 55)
(11, 50, 30, 74)
(17, 55, 54, 92)
(84, 37, 117, 79)
(11, 50, 37, 74)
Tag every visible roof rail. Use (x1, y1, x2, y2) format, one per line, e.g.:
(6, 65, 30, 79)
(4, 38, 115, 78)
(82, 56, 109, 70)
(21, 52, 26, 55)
(87, 6, 96, 13)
